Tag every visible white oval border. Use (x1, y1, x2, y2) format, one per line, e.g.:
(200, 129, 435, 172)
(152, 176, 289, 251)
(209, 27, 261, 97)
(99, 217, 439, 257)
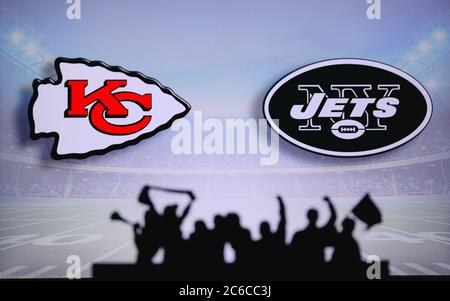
(263, 59, 433, 157)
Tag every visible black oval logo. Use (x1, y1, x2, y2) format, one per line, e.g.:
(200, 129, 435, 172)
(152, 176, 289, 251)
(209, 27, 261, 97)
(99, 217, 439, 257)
(263, 59, 432, 156)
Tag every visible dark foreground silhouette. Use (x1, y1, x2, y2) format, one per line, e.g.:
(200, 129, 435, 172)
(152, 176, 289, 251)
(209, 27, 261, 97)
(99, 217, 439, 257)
(94, 186, 389, 280)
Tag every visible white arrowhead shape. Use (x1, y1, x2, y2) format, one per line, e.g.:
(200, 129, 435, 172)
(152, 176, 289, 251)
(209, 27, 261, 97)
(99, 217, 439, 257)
(29, 58, 190, 159)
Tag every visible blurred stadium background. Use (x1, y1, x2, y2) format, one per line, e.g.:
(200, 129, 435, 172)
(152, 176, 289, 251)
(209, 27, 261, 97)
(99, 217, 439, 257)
(0, 4, 450, 278)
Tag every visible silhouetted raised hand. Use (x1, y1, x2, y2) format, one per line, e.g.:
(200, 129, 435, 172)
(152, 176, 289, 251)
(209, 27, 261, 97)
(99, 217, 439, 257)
(253, 196, 288, 279)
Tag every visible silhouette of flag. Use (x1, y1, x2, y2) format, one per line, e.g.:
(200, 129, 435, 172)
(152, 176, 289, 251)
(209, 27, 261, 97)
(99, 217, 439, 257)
(351, 194, 382, 229)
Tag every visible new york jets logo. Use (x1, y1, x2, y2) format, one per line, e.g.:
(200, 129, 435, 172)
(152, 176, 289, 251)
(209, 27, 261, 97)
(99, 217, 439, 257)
(263, 59, 432, 157)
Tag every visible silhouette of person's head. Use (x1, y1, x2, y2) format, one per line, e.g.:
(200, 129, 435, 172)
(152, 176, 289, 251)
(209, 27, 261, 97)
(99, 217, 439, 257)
(307, 209, 318, 227)
(227, 213, 241, 228)
(164, 205, 178, 219)
(194, 220, 207, 234)
(260, 221, 271, 237)
(342, 218, 355, 234)
(214, 215, 223, 226)
(213, 215, 226, 233)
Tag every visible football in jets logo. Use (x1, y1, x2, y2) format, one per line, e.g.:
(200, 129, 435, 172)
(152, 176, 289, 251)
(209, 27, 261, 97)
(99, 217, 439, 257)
(263, 59, 432, 156)
(29, 58, 190, 159)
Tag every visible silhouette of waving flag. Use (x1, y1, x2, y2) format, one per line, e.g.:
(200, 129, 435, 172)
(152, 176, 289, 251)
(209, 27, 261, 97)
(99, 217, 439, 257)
(351, 194, 382, 229)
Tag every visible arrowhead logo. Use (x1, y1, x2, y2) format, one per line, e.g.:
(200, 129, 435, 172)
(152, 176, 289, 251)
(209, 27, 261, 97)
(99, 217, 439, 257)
(29, 58, 190, 159)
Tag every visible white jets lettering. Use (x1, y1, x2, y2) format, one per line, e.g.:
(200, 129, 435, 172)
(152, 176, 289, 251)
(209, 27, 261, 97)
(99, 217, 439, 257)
(290, 93, 398, 120)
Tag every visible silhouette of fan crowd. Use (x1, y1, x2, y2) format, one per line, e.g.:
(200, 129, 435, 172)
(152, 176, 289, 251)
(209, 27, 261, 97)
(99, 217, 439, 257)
(109, 185, 384, 280)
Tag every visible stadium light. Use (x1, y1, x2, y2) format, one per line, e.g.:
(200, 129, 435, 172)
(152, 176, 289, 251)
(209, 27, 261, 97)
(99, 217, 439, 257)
(26, 42, 38, 55)
(432, 30, 446, 42)
(41, 55, 50, 63)
(10, 31, 23, 44)
(425, 78, 438, 90)
(407, 53, 416, 63)
(418, 41, 432, 54)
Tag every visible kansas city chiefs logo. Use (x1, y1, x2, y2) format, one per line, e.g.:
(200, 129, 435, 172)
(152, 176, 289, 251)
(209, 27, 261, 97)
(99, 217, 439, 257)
(29, 58, 190, 159)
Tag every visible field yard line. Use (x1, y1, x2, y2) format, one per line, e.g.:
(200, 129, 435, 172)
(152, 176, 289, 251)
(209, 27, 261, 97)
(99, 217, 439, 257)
(0, 210, 106, 231)
(0, 207, 54, 214)
(80, 241, 133, 274)
(0, 203, 64, 208)
(404, 263, 440, 275)
(379, 225, 450, 246)
(0, 266, 28, 277)
(385, 213, 450, 226)
(24, 265, 57, 278)
(0, 221, 106, 252)
(383, 205, 450, 217)
(389, 265, 408, 275)
(398, 205, 450, 212)
(434, 262, 450, 271)
(0, 210, 62, 220)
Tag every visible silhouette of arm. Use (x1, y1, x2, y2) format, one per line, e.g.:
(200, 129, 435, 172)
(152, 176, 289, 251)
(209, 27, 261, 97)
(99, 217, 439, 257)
(133, 223, 142, 236)
(179, 191, 196, 224)
(179, 201, 193, 224)
(276, 196, 286, 241)
(139, 186, 155, 211)
(324, 196, 336, 229)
